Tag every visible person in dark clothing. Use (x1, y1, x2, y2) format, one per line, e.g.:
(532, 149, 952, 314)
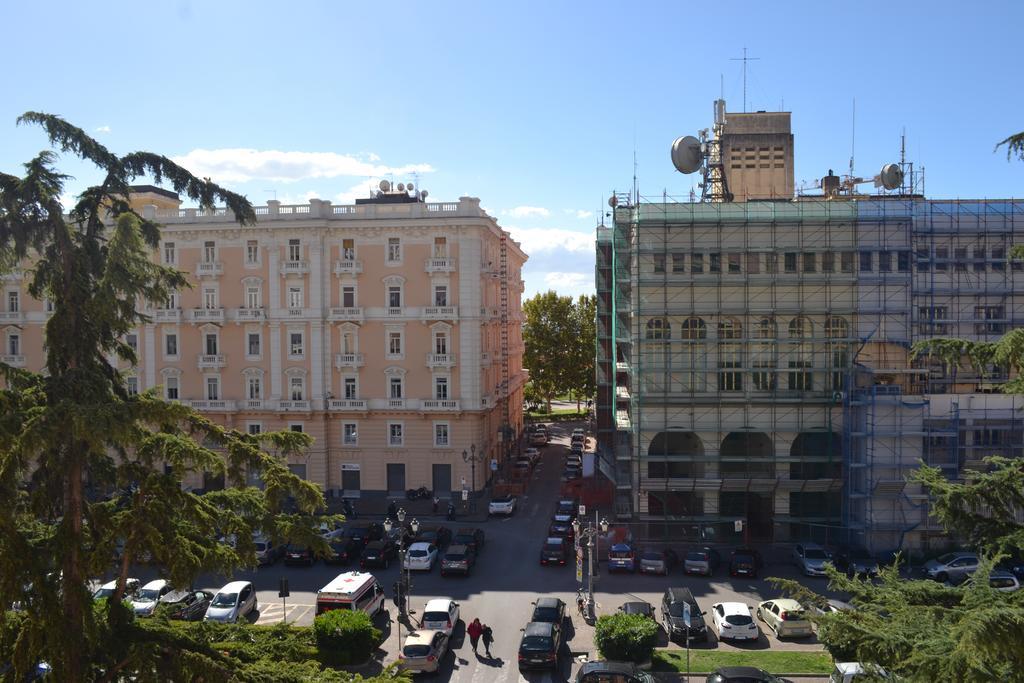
(433, 496, 440, 513)
(467, 618, 483, 653)
(387, 500, 397, 520)
(481, 624, 494, 657)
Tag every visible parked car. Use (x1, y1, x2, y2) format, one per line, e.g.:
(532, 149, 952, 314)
(420, 598, 460, 636)
(729, 547, 763, 578)
(684, 547, 721, 576)
(344, 521, 384, 545)
(540, 537, 569, 566)
(987, 570, 1021, 592)
(561, 466, 582, 481)
(440, 545, 476, 576)
(576, 661, 657, 683)
(530, 432, 548, 446)
(404, 542, 439, 571)
(531, 597, 566, 625)
(489, 495, 517, 516)
(92, 578, 139, 601)
(608, 543, 637, 572)
(555, 498, 579, 518)
(359, 539, 398, 569)
(833, 546, 879, 578)
(756, 599, 812, 638)
(661, 586, 708, 643)
(639, 547, 679, 575)
(793, 543, 833, 577)
(707, 667, 793, 683)
(548, 515, 576, 543)
(205, 580, 257, 623)
(513, 458, 533, 475)
(399, 629, 449, 675)
(254, 536, 285, 566)
(830, 662, 888, 683)
(284, 544, 316, 567)
(524, 447, 541, 464)
(414, 524, 452, 549)
(565, 454, 583, 468)
(923, 551, 979, 584)
(452, 527, 485, 553)
(159, 589, 213, 621)
(132, 579, 173, 617)
(570, 441, 584, 455)
(325, 537, 364, 566)
(711, 602, 759, 642)
(619, 601, 656, 621)
(518, 621, 562, 670)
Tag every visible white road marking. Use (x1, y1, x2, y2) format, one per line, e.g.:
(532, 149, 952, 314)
(255, 602, 314, 624)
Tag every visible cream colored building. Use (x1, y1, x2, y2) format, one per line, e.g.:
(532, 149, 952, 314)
(1, 185, 528, 500)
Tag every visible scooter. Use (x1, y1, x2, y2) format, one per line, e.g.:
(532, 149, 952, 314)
(406, 486, 432, 501)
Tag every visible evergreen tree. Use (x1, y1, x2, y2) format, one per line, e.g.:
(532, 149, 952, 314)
(0, 115, 329, 680)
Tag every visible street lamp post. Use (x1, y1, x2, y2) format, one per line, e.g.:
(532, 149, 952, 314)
(385, 508, 418, 623)
(572, 510, 609, 623)
(461, 444, 479, 512)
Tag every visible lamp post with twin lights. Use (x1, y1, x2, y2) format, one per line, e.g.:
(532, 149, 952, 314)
(384, 508, 418, 624)
(572, 511, 609, 623)
(462, 443, 480, 512)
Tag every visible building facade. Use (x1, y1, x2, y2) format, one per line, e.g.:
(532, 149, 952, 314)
(596, 108, 1024, 553)
(1, 186, 528, 500)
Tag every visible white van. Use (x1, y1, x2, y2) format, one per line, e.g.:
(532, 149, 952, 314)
(315, 571, 385, 616)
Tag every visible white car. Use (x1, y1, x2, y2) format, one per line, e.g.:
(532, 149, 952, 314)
(204, 580, 257, 623)
(132, 579, 173, 617)
(488, 495, 517, 516)
(403, 542, 438, 571)
(524, 447, 541, 463)
(711, 602, 759, 641)
(92, 578, 140, 602)
(420, 598, 460, 636)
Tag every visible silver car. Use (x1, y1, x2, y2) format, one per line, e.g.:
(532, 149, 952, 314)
(793, 543, 832, 577)
(204, 580, 257, 623)
(923, 552, 979, 584)
(131, 579, 173, 617)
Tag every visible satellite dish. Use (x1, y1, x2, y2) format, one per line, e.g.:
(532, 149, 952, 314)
(407, 183, 414, 192)
(379, 180, 391, 192)
(397, 182, 405, 192)
(608, 195, 618, 208)
(420, 190, 429, 199)
(671, 135, 703, 174)
(879, 163, 904, 191)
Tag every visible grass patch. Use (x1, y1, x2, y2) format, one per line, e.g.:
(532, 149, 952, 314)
(652, 649, 833, 674)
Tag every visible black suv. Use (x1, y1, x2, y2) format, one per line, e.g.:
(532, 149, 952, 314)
(344, 521, 384, 545)
(530, 597, 566, 625)
(576, 661, 657, 683)
(452, 527, 485, 553)
(661, 586, 707, 643)
(359, 539, 398, 569)
(540, 538, 569, 566)
(518, 621, 561, 670)
(414, 524, 452, 548)
(283, 544, 316, 566)
(325, 537, 364, 566)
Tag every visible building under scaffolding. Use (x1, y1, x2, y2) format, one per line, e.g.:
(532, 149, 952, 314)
(595, 114, 1024, 552)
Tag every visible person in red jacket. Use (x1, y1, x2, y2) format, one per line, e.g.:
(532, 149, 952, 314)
(467, 617, 483, 653)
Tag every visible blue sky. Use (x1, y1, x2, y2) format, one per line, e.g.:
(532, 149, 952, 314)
(2, 1, 1022, 298)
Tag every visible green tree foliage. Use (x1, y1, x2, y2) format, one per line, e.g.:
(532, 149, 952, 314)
(593, 612, 659, 664)
(0, 115, 330, 680)
(313, 609, 382, 665)
(997, 131, 1024, 161)
(523, 291, 595, 413)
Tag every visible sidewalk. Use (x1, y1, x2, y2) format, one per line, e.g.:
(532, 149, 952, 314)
(325, 493, 494, 524)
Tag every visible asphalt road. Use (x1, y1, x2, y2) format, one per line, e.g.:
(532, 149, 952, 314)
(127, 420, 836, 681)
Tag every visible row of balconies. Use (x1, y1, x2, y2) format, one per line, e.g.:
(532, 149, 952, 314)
(195, 257, 457, 279)
(178, 398, 462, 413)
(192, 352, 457, 370)
(152, 306, 461, 324)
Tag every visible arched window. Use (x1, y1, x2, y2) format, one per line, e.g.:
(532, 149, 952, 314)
(646, 318, 670, 340)
(825, 316, 849, 339)
(681, 317, 707, 340)
(788, 316, 813, 338)
(718, 318, 742, 340)
(756, 317, 777, 339)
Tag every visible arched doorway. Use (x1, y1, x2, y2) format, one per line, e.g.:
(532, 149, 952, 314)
(789, 431, 843, 479)
(646, 431, 705, 478)
(719, 431, 775, 541)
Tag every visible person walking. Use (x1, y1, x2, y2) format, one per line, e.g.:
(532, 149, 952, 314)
(433, 496, 440, 514)
(467, 618, 483, 654)
(481, 623, 494, 657)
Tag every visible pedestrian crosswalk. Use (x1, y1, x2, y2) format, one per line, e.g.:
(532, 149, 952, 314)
(255, 601, 314, 625)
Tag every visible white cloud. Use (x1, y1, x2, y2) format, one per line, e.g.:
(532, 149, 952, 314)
(503, 206, 550, 218)
(575, 210, 593, 219)
(366, 152, 381, 162)
(506, 226, 593, 255)
(95, 125, 111, 133)
(170, 148, 435, 184)
(543, 272, 591, 290)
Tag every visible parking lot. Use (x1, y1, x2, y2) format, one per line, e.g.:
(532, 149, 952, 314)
(123, 420, 840, 681)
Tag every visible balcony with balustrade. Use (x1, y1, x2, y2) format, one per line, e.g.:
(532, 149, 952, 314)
(425, 257, 455, 273)
(328, 399, 368, 411)
(334, 352, 365, 368)
(280, 260, 310, 276)
(426, 353, 456, 368)
(0, 311, 24, 323)
(239, 399, 265, 410)
(233, 308, 265, 322)
(196, 261, 223, 277)
(277, 400, 311, 411)
(189, 308, 225, 324)
(333, 259, 363, 276)
(421, 399, 460, 412)
(154, 308, 181, 323)
(197, 354, 226, 369)
(422, 306, 458, 321)
(328, 307, 364, 322)
(186, 399, 235, 411)
(1, 354, 25, 366)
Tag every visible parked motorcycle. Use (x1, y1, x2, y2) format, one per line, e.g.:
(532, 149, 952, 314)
(406, 486, 432, 501)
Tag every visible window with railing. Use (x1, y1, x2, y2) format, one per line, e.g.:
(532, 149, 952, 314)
(203, 241, 216, 263)
(247, 376, 262, 400)
(344, 377, 357, 399)
(205, 333, 218, 356)
(288, 286, 303, 309)
(343, 423, 358, 445)
(434, 285, 448, 307)
(342, 239, 355, 261)
(288, 239, 301, 262)
(206, 376, 220, 401)
(390, 377, 403, 399)
(290, 377, 304, 401)
(342, 286, 356, 308)
(435, 376, 449, 400)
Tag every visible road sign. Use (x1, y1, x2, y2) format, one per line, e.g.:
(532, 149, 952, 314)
(576, 558, 583, 582)
(461, 489, 469, 501)
(578, 504, 586, 516)
(278, 578, 290, 599)
(682, 602, 691, 628)
(490, 458, 498, 472)
(734, 520, 744, 532)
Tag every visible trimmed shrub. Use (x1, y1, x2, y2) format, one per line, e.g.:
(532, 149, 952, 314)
(594, 612, 659, 664)
(313, 609, 381, 665)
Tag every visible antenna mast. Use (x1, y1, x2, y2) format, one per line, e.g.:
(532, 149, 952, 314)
(849, 98, 856, 179)
(730, 47, 760, 112)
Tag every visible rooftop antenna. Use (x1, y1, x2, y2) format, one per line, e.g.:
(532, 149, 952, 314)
(730, 47, 759, 112)
(849, 98, 856, 179)
(720, 73, 724, 100)
(633, 147, 638, 205)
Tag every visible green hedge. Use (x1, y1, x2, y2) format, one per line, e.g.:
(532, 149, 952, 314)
(594, 613, 659, 664)
(313, 609, 381, 665)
